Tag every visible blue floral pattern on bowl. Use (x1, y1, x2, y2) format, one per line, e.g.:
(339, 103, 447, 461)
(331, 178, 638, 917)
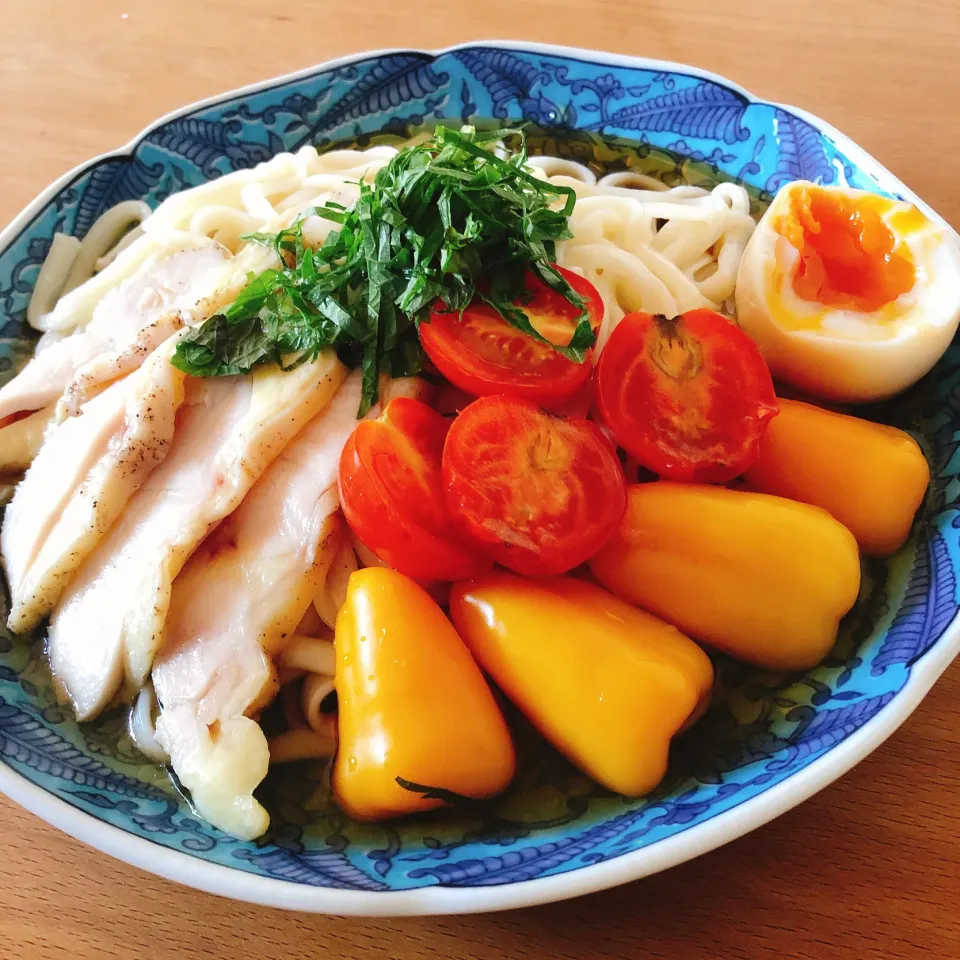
(1, 44, 957, 911)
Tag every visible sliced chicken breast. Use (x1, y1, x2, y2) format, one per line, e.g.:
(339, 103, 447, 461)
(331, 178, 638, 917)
(153, 371, 366, 840)
(1, 336, 187, 634)
(56, 243, 279, 419)
(0, 241, 227, 422)
(48, 351, 344, 722)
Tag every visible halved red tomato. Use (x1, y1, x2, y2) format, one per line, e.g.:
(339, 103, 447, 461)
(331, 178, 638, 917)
(596, 309, 779, 483)
(338, 397, 492, 581)
(442, 395, 627, 576)
(419, 266, 603, 408)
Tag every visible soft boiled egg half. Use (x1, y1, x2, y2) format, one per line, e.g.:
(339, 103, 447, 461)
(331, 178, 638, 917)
(735, 181, 960, 402)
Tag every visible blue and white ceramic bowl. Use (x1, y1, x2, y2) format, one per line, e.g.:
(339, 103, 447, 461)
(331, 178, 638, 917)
(1, 43, 958, 916)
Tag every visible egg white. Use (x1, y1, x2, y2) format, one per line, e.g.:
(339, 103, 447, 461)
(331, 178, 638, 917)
(735, 181, 960, 402)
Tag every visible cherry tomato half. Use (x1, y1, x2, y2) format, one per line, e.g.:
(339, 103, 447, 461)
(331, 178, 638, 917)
(596, 310, 779, 483)
(442, 396, 627, 576)
(338, 397, 492, 581)
(419, 266, 603, 408)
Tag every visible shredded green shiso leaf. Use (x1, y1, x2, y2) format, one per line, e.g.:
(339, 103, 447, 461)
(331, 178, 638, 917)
(172, 125, 591, 415)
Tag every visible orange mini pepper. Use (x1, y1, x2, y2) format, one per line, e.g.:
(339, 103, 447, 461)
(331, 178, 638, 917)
(743, 398, 929, 556)
(590, 483, 861, 671)
(450, 573, 713, 797)
(333, 567, 515, 821)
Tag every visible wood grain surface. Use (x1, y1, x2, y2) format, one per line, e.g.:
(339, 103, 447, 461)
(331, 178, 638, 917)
(1, 2, 958, 958)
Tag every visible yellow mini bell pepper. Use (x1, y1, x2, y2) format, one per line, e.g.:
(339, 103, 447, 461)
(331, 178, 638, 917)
(333, 567, 515, 821)
(743, 398, 929, 557)
(450, 573, 713, 797)
(590, 483, 861, 671)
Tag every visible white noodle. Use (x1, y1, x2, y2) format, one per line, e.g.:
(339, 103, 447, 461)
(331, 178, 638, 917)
(527, 156, 597, 184)
(143, 145, 397, 242)
(281, 681, 307, 730)
(60, 200, 153, 297)
(93, 225, 144, 272)
(313, 536, 358, 629)
(26, 234, 81, 328)
(301, 674, 336, 736)
(129, 681, 169, 763)
(598, 170, 671, 191)
(548, 171, 754, 342)
(380, 375, 433, 406)
(293, 602, 328, 638)
(352, 536, 388, 571)
(268, 727, 336, 764)
(279, 635, 336, 676)
(186, 206, 261, 252)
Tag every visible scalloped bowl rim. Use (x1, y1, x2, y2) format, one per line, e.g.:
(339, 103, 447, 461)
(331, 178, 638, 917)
(0, 41, 957, 916)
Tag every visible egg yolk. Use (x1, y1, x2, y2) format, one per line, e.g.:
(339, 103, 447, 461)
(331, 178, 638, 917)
(776, 185, 915, 313)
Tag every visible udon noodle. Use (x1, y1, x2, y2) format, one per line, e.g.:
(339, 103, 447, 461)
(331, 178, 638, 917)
(525, 156, 755, 350)
(25, 132, 757, 771)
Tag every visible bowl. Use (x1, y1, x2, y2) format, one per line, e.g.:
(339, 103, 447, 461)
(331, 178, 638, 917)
(1, 42, 958, 916)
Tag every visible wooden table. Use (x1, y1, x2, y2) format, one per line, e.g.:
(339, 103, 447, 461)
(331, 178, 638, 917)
(1, 2, 958, 957)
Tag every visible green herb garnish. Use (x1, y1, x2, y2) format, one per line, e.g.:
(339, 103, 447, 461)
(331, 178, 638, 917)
(172, 125, 590, 415)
